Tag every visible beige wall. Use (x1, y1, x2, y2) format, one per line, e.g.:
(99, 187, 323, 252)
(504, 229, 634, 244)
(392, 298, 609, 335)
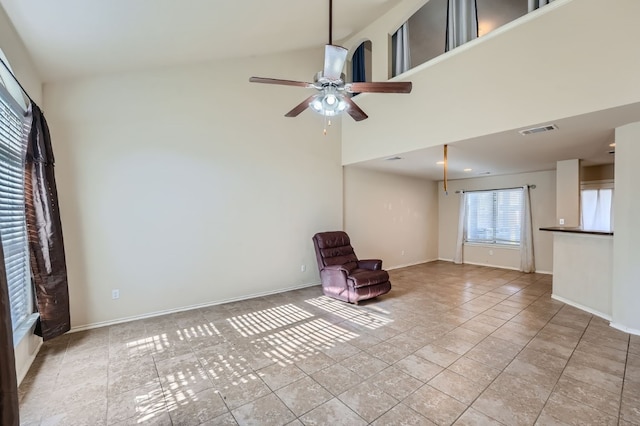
(0, 7, 41, 104)
(551, 233, 613, 319)
(438, 170, 556, 273)
(612, 122, 640, 334)
(556, 159, 580, 227)
(44, 49, 343, 329)
(343, 167, 438, 269)
(341, 0, 640, 165)
(582, 164, 614, 182)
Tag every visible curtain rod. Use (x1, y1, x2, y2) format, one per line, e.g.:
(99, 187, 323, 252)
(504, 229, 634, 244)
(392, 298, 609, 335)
(0, 56, 35, 105)
(455, 184, 536, 194)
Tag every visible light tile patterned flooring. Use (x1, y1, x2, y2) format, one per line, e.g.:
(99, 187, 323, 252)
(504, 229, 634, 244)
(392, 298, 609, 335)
(19, 261, 640, 425)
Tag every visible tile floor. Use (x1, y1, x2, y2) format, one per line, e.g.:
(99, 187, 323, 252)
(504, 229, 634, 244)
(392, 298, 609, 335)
(18, 261, 640, 425)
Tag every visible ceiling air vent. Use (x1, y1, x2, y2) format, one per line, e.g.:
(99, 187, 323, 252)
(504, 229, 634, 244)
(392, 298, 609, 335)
(518, 124, 558, 136)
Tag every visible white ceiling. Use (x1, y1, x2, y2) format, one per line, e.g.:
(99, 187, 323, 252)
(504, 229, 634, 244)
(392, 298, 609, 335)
(1, 0, 630, 180)
(0, 0, 403, 82)
(351, 103, 636, 181)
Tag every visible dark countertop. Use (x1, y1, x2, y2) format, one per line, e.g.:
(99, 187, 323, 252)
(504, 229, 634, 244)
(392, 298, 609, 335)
(539, 226, 613, 236)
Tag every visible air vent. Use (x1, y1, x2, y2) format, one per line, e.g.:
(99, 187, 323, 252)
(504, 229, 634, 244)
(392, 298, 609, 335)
(384, 156, 403, 161)
(518, 124, 558, 136)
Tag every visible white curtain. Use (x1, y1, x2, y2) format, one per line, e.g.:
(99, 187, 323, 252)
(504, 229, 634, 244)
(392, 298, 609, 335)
(394, 22, 411, 76)
(528, 0, 553, 12)
(581, 188, 614, 231)
(520, 185, 535, 273)
(446, 0, 478, 51)
(454, 192, 466, 264)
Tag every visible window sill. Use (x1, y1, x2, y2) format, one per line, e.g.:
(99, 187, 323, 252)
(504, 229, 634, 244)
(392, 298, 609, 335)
(463, 242, 520, 250)
(13, 313, 39, 347)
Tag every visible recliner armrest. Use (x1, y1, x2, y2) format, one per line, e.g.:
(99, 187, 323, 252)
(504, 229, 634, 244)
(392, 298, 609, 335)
(357, 259, 382, 271)
(322, 264, 351, 274)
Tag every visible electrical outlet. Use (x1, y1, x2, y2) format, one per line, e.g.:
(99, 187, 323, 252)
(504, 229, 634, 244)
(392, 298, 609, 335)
(401, 250, 405, 256)
(112, 289, 120, 300)
(300, 264, 306, 272)
(559, 218, 565, 225)
(489, 250, 494, 256)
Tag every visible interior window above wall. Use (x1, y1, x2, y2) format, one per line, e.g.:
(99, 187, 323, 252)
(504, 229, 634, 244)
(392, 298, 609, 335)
(401, 0, 447, 73)
(476, 0, 528, 37)
(397, 0, 527, 74)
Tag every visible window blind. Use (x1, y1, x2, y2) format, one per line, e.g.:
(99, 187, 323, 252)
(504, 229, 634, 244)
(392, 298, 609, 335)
(466, 188, 523, 245)
(0, 84, 31, 332)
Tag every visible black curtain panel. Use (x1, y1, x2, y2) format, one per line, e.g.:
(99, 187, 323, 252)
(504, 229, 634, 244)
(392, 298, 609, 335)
(0, 236, 19, 426)
(25, 104, 70, 341)
(352, 43, 366, 83)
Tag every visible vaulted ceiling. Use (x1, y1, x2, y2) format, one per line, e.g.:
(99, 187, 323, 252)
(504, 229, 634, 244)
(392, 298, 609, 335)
(0, 0, 404, 82)
(2, 0, 631, 180)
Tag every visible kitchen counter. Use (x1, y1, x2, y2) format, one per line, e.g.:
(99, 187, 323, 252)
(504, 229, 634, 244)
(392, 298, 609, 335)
(540, 226, 613, 236)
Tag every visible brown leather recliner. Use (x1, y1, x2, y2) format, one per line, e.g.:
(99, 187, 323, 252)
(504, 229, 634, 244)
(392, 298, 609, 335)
(312, 231, 391, 304)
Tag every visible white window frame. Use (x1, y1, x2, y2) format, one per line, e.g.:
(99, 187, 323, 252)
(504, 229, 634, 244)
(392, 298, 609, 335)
(0, 55, 35, 343)
(581, 180, 614, 232)
(464, 188, 524, 246)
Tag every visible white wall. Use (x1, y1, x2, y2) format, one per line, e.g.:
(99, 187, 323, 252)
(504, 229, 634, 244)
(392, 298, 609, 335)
(438, 170, 555, 273)
(340, 0, 640, 165)
(343, 167, 438, 268)
(0, 7, 41, 104)
(612, 122, 640, 334)
(44, 49, 343, 329)
(0, 4, 44, 384)
(551, 233, 613, 319)
(556, 159, 580, 227)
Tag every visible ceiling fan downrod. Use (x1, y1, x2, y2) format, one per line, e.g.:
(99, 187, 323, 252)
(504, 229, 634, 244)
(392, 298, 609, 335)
(329, 0, 333, 45)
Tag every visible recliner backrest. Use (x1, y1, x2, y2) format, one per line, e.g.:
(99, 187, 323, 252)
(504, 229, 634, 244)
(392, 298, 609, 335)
(312, 231, 358, 272)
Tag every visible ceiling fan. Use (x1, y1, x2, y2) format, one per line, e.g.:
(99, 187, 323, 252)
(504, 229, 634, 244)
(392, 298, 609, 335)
(249, 0, 412, 122)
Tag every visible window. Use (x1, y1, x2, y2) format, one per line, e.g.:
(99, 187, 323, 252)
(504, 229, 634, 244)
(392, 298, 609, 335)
(0, 69, 32, 333)
(465, 188, 523, 245)
(581, 187, 614, 232)
(396, 0, 529, 72)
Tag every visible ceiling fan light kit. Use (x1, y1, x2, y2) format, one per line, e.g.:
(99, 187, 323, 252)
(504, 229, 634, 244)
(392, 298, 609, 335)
(310, 90, 348, 117)
(249, 0, 412, 122)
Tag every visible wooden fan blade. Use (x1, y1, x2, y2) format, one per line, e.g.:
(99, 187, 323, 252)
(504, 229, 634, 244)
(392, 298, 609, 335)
(323, 45, 348, 80)
(250, 77, 314, 88)
(347, 81, 413, 94)
(343, 97, 368, 121)
(285, 95, 317, 118)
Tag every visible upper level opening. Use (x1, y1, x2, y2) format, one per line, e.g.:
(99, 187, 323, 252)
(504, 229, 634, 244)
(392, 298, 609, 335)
(391, 0, 530, 77)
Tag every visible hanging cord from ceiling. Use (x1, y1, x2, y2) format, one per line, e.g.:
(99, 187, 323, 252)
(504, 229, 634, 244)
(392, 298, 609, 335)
(443, 144, 448, 194)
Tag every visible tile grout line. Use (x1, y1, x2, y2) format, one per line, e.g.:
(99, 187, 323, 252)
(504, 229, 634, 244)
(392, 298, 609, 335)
(445, 278, 556, 425)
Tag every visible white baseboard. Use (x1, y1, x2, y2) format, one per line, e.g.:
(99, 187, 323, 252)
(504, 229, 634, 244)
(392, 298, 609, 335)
(437, 258, 551, 275)
(609, 322, 640, 337)
(551, 294, 612, 321)
(70, 280, 321, 333)
(387, 258, 438, 270)
(461, 260, 521, 271)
